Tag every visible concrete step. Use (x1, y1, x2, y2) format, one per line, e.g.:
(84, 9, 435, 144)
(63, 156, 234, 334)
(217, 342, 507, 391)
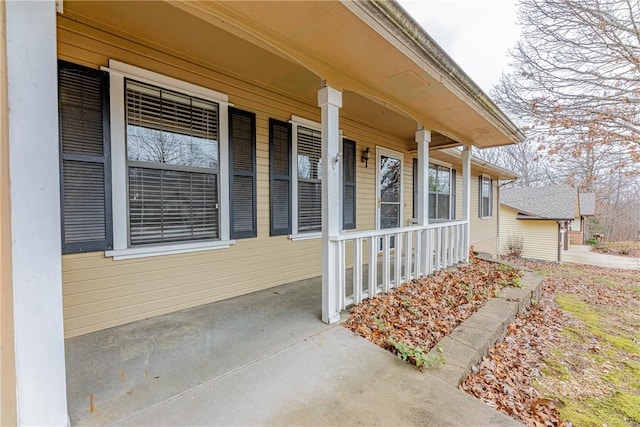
(425, 267, 544, 386)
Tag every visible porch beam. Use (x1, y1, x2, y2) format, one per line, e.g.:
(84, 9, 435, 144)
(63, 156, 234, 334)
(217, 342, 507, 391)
(319, 85, 342, 324)
(461, 144, 472, 261)
(4, 1, 69, 425)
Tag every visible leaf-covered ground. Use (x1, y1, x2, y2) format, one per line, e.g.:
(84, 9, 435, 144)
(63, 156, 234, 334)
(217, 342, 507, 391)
(592, 240, 640, 258)
(461, 259, 640, 427)
(342, 259, 522, 369)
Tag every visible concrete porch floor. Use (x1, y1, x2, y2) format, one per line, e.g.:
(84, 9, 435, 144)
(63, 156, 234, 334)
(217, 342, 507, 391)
(65, 276, 519, 426)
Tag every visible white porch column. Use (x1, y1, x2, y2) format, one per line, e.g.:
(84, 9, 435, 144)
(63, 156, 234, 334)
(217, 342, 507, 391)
(319, 85, 342, 324)
(415, 129, 430, 276)
(415, 129, 431, 226)
(5, 1, 69, 425)
(461, 144, 472, 261)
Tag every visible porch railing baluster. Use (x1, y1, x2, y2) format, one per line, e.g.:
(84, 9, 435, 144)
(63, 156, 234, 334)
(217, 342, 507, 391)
(394, 232, 402, 288)
(368, 236, 377, 298)
(415, 229, 422, 278)
(353, 238, 363, 304)
(331, 220, 469, 310)
(382, 234, 391, 292)
(405, 230, 413, 281)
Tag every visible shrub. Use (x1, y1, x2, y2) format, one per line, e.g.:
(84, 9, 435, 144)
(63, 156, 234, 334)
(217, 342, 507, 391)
(504, 233, 524, 257)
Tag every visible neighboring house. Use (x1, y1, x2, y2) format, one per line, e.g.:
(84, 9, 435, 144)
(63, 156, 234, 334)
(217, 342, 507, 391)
(0, 1, 523, 424)
(569, 193, 596, 244)
(499, 186, 577, 262)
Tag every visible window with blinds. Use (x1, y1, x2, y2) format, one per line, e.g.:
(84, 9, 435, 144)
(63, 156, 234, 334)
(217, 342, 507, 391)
(229, 108, 256, 239)
(58, 61, 112, 254)
(297, 126, 322, 232)
(343, 139, 356, 230)
(269, 119, 292, 236)
(479, 176, 493, 217)
(125, 79, 220, 245)
(428, 163, 454, 221)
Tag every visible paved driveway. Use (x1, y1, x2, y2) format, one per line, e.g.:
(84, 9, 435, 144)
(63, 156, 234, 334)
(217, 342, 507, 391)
(563, 245, 639, 269)
(66, 275, 518, 426)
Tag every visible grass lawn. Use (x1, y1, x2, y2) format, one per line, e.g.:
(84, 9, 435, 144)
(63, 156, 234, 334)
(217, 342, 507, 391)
(462, 260, 640, 426)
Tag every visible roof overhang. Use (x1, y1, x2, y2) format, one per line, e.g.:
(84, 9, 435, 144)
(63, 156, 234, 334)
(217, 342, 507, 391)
(166, 0, 523, 148)
(503, 204, 574, 221)
(429, 148, 519, 180)
(59, 0, 523, 148)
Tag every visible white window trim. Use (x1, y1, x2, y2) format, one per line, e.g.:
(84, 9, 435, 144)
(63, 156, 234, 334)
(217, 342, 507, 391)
(106, 240, 236, 260)
(479, 174, 493, 219)
(103, 60, 234, 259)
(375, 146, 404, 231)
(288, 116, 323, 240)
(428, 161, 455, 221)
(428, 157, 452, 168)
(289, 232, 322, 241)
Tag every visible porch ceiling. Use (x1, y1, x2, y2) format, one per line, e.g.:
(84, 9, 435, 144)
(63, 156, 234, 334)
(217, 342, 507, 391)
(60, 0, 522, 148)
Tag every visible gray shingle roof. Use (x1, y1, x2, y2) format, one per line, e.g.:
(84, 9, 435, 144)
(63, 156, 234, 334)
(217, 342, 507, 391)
(579, 193, 596, 216)
(501, 185, 576, 220)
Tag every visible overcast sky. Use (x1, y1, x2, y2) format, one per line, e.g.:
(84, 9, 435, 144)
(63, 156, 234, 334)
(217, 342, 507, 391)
(397, 0, 520, 95)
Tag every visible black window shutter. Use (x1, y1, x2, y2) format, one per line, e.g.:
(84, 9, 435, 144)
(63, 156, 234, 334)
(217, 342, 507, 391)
(451, 169, 456, 220)
(229, 107, 257, 239)
(342, 139, 357, 230)
(58, 60, 112, 254)
(269, 119, 292, 236)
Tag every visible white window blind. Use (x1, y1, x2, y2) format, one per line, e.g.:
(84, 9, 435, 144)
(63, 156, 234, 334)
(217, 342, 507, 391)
(297, 126, 322, 232)
(125, 79, 220, 245)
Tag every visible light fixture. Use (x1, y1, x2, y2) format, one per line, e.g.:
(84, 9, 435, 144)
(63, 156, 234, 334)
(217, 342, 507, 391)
(361, 147, 371, 168)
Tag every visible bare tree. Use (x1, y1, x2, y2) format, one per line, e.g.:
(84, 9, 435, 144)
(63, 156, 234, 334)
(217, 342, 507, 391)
(488, 0, 640, 241)
(494, 0, 640, 156)
(474, 141, 550, 187)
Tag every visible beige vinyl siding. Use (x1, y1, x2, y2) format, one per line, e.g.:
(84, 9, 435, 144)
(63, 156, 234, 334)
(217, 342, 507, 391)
(58, 16, 418, 337)
(499, 206, 559, 261)
(469, 177, 498, 255)
(1, 2, 18, 421)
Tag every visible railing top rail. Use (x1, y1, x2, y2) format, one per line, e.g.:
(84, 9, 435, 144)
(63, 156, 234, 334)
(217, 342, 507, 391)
(330, 220, 468, 241)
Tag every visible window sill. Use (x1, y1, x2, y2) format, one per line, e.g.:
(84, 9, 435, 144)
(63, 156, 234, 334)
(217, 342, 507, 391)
(479, 216, 493, 220)
(289, 232, 322, 241)
(106, 239, 236, 260)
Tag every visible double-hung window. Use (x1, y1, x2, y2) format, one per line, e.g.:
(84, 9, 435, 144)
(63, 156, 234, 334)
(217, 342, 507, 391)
(479, 176, 493, 218)
(105, 61, 235, 259)
(428, 162, 455, 221)
(59, 60, 257, 259)
(295, 125, 322, 233)
(268, 116, 356, 238)
(126, 80, 220, 245)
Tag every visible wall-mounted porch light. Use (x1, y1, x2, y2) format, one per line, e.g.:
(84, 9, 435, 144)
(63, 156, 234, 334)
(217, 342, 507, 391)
(361, 147, 371, 168)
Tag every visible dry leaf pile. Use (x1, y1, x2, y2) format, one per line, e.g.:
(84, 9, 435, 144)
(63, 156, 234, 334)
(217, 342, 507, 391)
(343, 259, 522, 366)
(460, 283, 569, 426)
(592, 240, 640, 258)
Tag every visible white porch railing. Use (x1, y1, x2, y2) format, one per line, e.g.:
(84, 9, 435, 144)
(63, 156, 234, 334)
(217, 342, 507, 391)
(330, 220, 468, 309)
